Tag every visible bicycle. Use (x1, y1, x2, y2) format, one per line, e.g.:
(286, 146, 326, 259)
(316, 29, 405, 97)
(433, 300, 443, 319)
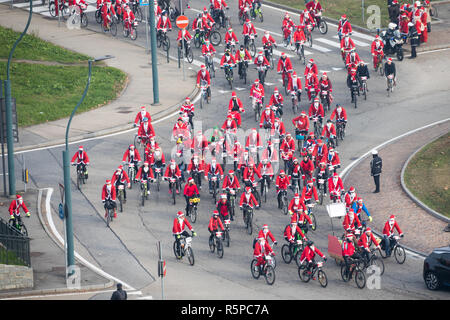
(298, 260, 328, 287)
(168, 176, 179, 205)
(251, 92, 263, 122)
(281, 234, 305, 267)
(350, 84, 358, 108)
(157, 28, 170, 53)
(295, 41, 306, 65)
(245, 34, 257, 57)
(226, 188, 237, 220)
(291, 89, 301, 114)
(209, 230, 224, 259)
(359, 247, 385, 276)
(360, 76, 368, 100)
(280, 70, 291, 95)
(204, 53, 215, 78)
(336, 120, 346, 142)
(319, 90, 330, 114)
(305, 202, 317, 231)
(49, 0, 69, 18)
(8, 217, 28, 236)
(242, 204, 254, 235)
(251, 254, 276, 285)
(178, 41, 194, 64)
(222, 217, 231, 247)
(311, 116, 322, 139)
(295, 130, 307, 151)
(131, 0, 143, 22)
(313, 12, 328, 34)
(263, 45, 275, 70)
(256, 65, 267, 85)
(153, 165, 164, 192)
(239, 6, 251, 25)
(123, 20, 138, 40)
(126, 162, 138, 190)
(316, 177, 326, 205)
(139, 179, 150, 207)
(209, 175, 219, 203)
(199, 81, 210, 109)
(222, 63, 234, 90)
(279, 189, 288, 215)
(116, 184, 125, 212)
(74, 163, 87, 190)
(340, 256, 366, 289)
(379, 235, 406, 264)
(95, 6, 103, 24)
(102, 15, 118, 36)
(69, 4, 88, 28)
(239, 60, 249, 84)
(305, 24, 313, 47)
(376, 54, 384, 76)
(104, 201, 115, 227)
(173, 235, 195, 266)
(185, 197, 199, 223)
(252, 3, 264, 22)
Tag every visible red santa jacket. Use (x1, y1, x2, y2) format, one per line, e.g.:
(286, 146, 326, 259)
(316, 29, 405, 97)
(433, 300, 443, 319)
(176, 29, 192, 41)
(246, 133, 262, 148)
(8, 199, 30, 217)
(250, 83, 265, 98)
(240, 192, 259, 207)
(204, 163, 224, 178)
(187, 160, 205, 173)
(312, 143, 328, 163)
(292, 115, 309, 131)
(342, 212, 362, 231)
(157, 15, 172, 29)
(138, 122, 155, 138)
(338, 19, 352, 35)
(220, 54, 236, 67)
(309, 103, 325, 118)
(262, 34, 276, 47)
(243, 22, 257, 36)
(304, 63, 318, 77)
(330, 107, 347, 121)
(382, 220, 403, 237)
(135, 165, 154, 180)
(243, 167, 262, 182)
(122, 148, 141, 163)
(134, 110, 151, 126)
(288, 76, 302, 92)
(301, 185, 319, 201)
(276, 175, 290, 190)
(172, 217, 193, 235)
(71, 150, 90, 165)
(300, 159, 315, 176)
(225, 31, 239, 44)
(319, 78, 333, 93)
(260, 109, 275, 128)
(371, 39, 384, 55)
(340, 36, 355, 52)
(358, 232, 380, 250)
(222, 175, 240, 189)
(184, 183, 200, 197)
(271, 120, 286, 137)
(300, 245, 325, 263)
(284, 224, 306, 241)
(321, 123, 337, 138)
(277, 57, 293, 74)
(208, 216, 225, 232)
(342, 240, 355, 257)
(288, 198, 307, 214)
(258, 229, 276, 243)
(280, 137, 296, 153)
(164, 165, 182, 179)
(253, 240, 273, 258)
(235, 49, 252, 62)
(111, 170, 130, 185)
(196, 70, 211, 86)
(202, 43, 216, 56)
(257, 162, 273, 177)
(101, 184, 116, 202)
(328, 176, 344, 194)
(326, 151, 340, 167)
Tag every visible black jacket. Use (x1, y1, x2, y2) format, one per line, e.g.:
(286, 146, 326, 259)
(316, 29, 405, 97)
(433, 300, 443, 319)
(409, 25, 420, 47)
(111, 289, 127, 300)
(384, 62, 396, 77)
(357, 64, 370, 79)
(370, 156, 382, 176)
(346, 74, 359, 88)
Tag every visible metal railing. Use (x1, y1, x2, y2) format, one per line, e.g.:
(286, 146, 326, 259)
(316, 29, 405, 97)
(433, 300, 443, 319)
(0, 217, 31, 267)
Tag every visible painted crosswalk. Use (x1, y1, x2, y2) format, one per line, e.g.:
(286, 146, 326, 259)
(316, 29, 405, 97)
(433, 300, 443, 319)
(332, 35, 370, 47)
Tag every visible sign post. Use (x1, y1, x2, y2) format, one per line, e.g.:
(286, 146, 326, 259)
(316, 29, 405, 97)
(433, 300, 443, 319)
(140, 0, 150, 53)
(176, 16, 189, 81)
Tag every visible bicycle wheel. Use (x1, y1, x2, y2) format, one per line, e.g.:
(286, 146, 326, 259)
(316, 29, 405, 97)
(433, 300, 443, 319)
(194, 35, 201, 49)
(95, 9, 102, 24)
(118, 192, 123, 212)
(163, 37, 170, 52)
(394, 245, 406, 264)
(298, 265, 311, 282)
(247, 211, 253, 235)
(110, 21, 117, 36)
(430, 5, 438, 18)
(250, 42, 256, 57)
(310, 213, 317, 231)
(140, 188, 145, 207)
(340, 264, 350, 282)
(353, 91, 357, 108)
(363, 83, 367, 100)
(172, 185, 176, 205)
(106, 209, 112, 227)
(319, 187, 324, 205)
(263, 183, 267, 203)
(370, 255, 385, 275)
(251, 259, 261, 279)
(187, 247, 195, 265)
(379, 63, 384, 76)
(135, 7, 143, 22)
(264, 265, 275, 285)
(209, 236, 215, 253)
(318, 270, 328, 287)
(81, 12, 88, 28)
(282, 195, 288, 215)
(281, 244, 292, 263)
(397, 47, 404, 61)
(355, 268, 366, 289)
(217, 239, 224, 258)
(225, 230, 230, 247)
(77, 172, 81, 190)
(187, 47, 194, 64)
(210, 31, 221, 46)
(190, 206, 197, 223)
(131, 27, 138, 41)
(173, 241, 182, 259)
(308, 33, 313, 47)
(295, 250, 303, 268)
(318, 19, 328, 34)
(49, 1, 56, 17)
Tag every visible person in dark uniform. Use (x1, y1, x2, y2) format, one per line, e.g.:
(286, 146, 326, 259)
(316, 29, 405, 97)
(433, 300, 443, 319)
(370, 149, 382, 193)
(408, 22, 419, 59)
(111, 283, 128, 300)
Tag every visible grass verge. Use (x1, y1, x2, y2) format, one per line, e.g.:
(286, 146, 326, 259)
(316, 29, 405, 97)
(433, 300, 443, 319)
(404, 132, 450, 217)
(0, 62, 127, 127)
(0, 25, 90, 63)
(0, 247, 26, 266)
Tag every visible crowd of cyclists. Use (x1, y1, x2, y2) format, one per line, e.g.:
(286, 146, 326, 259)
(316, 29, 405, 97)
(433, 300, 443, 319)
(63, 0, 411, 287)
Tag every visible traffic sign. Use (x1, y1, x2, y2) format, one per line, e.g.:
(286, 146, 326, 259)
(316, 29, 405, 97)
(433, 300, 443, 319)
(176, 15, 189, 29)
(59, 203, 65, 220)
(139, 0, 149, 6)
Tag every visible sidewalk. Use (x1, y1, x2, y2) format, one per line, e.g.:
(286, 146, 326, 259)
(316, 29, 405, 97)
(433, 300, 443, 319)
(416, 2, 450, 52)
(0, 189, 113, 299)
(0, 3, 198, 151)
(344, 121, 450, 256)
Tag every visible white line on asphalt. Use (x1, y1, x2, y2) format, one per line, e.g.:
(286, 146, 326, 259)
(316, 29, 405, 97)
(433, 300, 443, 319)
(42, 187, 137, 291)
(332, 35, 370, 47)
(315, 37, 341, 48)
(256, 47, 294, 58)
(417, 47, 450, 55)
(137, 296, 154, 300)
(310, 43, 332, 53)
(13, 1, 42, 8)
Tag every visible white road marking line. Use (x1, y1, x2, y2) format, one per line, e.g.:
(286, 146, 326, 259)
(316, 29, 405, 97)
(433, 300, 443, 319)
(41, 188, 137, 291)
(13, 0, 42, 8)
(137, 296, 153, 300)
(351, 31, 376, 41)
(256, 47, 294, 58)
(417, 47, 450, 55)
(315, 37, 341, 48)
(310, 43, 332, 53)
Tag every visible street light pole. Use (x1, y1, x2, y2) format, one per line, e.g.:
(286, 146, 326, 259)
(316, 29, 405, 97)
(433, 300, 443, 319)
(4, 0, 33, 197)
(149, 0, 160, 105)
(63, 55, 113, 276)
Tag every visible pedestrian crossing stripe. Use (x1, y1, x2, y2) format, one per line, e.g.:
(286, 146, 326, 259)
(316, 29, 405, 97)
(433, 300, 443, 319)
(315, 38, 341, 48)
(256, 47, 294, 58)
(332, 35, 370, 47)
(310, 43, 332, 53)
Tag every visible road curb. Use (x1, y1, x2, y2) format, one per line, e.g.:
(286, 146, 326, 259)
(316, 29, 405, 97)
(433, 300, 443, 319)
(341, 119, 450, 258)
(400, 132, 450, 225)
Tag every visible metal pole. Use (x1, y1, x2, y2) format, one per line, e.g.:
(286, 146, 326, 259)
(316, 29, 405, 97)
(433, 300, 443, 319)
(362, 0, 365, 24)
(160, 242, 164, 300)
(63, 60, 92, 275)
(145, 2, 150, 53)
(5, 0, 33, 198)
(149, 0, 160, 104)
(0, 84, 6, 197)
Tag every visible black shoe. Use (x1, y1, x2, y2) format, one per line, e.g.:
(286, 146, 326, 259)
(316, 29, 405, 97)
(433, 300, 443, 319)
(230, 216, 234, 221)
(373, 190, 380, 193)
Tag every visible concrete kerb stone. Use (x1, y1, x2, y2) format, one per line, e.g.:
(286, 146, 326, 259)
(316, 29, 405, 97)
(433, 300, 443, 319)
(400, 132, 450, 225)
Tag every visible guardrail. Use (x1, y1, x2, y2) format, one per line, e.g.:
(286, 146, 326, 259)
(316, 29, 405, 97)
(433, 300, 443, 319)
(0, 217, 31, 267)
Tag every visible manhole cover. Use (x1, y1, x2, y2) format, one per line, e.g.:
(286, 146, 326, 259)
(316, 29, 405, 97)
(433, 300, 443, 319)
(30, 252, 44, 257)
(117, 110, 133, 114)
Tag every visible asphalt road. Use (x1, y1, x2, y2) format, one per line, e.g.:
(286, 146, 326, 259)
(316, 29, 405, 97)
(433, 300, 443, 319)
(10, 0, 450, 299)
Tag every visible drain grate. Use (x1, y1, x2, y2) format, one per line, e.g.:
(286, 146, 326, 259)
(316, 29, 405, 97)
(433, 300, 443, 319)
(30, 252, 44, 257)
